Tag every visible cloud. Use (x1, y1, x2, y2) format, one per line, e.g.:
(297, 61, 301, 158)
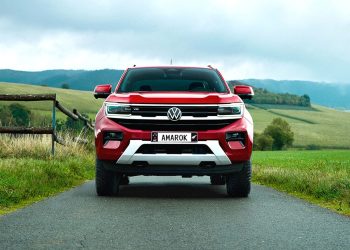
(0, 0, 350, 82)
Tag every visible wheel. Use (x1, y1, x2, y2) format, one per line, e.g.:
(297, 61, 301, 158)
(210, 175, 225, 185)
(120, 175, 130, 185)
(95, 158, 121, 196)
(226, 160, 252, 197)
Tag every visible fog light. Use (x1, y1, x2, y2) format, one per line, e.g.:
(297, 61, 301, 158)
(103, 131, 123, 144)
(226, 132, 245, 145)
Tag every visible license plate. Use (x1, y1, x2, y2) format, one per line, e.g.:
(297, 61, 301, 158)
(151, 132, 198, 143)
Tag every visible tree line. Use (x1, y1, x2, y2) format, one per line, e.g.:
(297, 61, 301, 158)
(230, 81, 311, 107)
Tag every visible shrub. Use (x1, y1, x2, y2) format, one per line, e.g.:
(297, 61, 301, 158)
(9, 103, 31, 126)
(0, 105, 13, 126)
(254, 133, 273, 151)
(56, 114, 89, 134)
(264, 118, 294, 150)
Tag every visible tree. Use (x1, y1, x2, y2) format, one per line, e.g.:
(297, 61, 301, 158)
(263, 118, 294, 150)
(61, 83, 70, 89)
(8, 103, 31, 126)
(301, 94, 311, 107)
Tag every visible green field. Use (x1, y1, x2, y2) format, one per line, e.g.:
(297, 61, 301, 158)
(253, 150, 350, 216)
(249, 104, 350, 148)
(0, 82, 103, 118)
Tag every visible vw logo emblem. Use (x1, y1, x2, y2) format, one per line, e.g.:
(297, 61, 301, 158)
(167, 107, 182, 121)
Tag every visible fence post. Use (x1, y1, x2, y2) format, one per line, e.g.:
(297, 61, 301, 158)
(52, 99, 56, 155)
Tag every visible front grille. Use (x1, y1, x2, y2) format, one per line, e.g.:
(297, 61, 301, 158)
(131, 105, 218, 117)
(112, 119, 235, 131)
(136, 144, 213, 154)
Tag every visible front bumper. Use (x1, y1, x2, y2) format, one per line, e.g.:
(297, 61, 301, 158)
(102, 161, 244, 176)
(95, 116, 253, 164)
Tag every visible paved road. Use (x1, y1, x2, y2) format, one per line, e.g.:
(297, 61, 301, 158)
(0, 176, 349, 250)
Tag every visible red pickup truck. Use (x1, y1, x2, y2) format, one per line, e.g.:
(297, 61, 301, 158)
(94, 66, 254, 197)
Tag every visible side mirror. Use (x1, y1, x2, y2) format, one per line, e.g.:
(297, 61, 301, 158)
(94, 84, 112, 99)
(233, 85, 254, 100)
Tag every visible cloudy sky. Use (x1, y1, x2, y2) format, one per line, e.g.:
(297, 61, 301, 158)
(0, 0, 350, 82)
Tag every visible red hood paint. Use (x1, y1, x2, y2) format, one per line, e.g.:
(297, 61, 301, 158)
(105, 92, 242, 104)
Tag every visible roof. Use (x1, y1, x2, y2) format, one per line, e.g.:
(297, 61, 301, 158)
(127, 65, 215, 70)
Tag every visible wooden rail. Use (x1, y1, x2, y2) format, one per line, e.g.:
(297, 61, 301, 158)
(0, 94, 56, 101)
(0, 94, 95, 155)
(56, 101, 79, 120)
(0, 127, 53, 134)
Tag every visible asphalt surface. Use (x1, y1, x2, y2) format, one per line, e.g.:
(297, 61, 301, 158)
(0, 176, 349, 250)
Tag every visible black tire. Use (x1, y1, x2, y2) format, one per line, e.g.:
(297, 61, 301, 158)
(95, 158, 121, 196)
(120, 175, 130, 185)
(226, 160, 252, 197)
(210, 175, 225, 185)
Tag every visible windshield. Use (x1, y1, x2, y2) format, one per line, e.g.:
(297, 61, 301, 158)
(117, 67, 228, 93)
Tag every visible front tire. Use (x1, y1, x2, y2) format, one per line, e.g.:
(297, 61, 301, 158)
(95, 158, 121, 196)
(226, 160, 252, 197)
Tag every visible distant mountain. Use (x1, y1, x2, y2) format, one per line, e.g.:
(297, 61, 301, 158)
(0, 69, 123, 91)
(235, 79, 350, 110)
(1, 69, 350, 109)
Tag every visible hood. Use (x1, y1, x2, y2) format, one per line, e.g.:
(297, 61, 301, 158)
(105, 92, 242, 104)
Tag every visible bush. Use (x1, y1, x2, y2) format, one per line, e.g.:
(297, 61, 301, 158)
(0, 104, 31, 126)
(254, 133, 273, 151)
(56, 113, 89, 133)
(29, 112, 51, 127)
(264, 118, 294, 150)
(0, 105, 13, 126)
(254, 118, 294, 151)
(10, 104, 31, 126)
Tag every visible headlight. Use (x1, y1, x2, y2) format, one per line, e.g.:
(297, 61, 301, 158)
(105, 103, 131, 115)
(217, 103, 244, 116)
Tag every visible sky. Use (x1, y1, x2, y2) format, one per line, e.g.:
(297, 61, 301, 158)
(0, 0, 350, 82)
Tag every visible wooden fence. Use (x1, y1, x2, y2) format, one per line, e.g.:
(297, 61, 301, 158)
(0, 94, 95, 155)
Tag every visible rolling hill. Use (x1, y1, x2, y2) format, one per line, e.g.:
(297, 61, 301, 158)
(0, 69, 123, 91)
(1, 82, 349, 149)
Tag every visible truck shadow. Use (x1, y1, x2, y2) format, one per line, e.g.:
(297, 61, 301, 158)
(117, 183, 231, 199)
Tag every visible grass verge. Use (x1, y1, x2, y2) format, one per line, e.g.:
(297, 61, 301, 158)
(0, 134, 94, 215)
(252, 150, 350, 216)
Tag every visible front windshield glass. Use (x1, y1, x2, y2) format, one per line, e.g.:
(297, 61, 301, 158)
(118, 67, 228, 93)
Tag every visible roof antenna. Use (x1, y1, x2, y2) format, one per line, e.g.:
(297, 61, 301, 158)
(208, 65, 213, 69)
(133, 64, 136, 67)
(170, 59, 173, 65)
